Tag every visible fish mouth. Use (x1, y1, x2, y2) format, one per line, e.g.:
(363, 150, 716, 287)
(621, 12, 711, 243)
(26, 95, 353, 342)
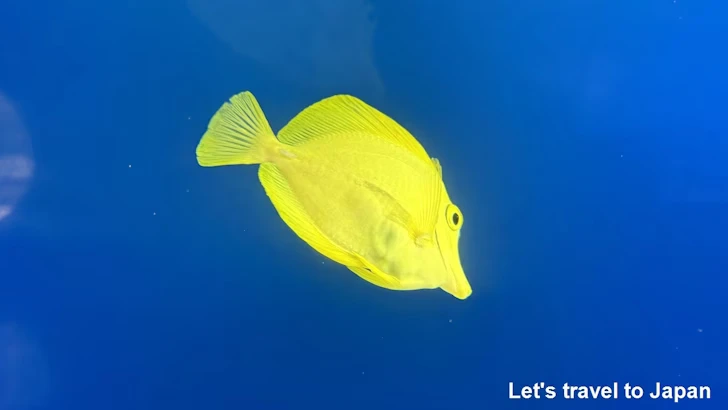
(435, 230, 472, 300)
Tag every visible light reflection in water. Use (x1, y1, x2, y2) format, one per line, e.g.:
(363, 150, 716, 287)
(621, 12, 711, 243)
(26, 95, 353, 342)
(188, 0, 384, 97)
(0, 93, 34, 223)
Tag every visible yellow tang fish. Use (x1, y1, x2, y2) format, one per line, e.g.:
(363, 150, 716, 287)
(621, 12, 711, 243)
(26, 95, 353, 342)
(196, 91, 472, 299)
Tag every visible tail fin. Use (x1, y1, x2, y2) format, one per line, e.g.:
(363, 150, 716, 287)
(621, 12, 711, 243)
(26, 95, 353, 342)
(196, 91, 278, 166)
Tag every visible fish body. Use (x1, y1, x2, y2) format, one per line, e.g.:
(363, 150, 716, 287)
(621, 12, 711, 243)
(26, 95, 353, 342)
(196, 91, 472, 299)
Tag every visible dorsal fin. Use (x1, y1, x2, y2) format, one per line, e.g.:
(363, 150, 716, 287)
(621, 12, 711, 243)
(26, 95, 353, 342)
(277, 95, 433, 165)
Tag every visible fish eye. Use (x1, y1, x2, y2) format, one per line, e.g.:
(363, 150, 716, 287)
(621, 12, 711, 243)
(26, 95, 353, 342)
(446, 204, 463, 231)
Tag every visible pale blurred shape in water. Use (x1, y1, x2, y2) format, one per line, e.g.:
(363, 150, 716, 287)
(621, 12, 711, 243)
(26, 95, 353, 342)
(188, 0, 384, 97)
(0, 206, 10, 221)
(0, 94, 34, 223)
(0, 324, 49, 410)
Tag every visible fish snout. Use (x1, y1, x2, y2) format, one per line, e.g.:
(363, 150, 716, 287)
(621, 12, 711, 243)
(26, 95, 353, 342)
(440, 264, 472, 300)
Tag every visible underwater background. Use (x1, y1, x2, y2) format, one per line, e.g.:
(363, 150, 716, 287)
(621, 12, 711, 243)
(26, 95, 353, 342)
(0, 0, 725, 409)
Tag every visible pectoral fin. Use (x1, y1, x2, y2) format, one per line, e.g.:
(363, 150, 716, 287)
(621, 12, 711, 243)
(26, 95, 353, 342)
(347, 265, 402, 291)
(360, 180, 439, 246)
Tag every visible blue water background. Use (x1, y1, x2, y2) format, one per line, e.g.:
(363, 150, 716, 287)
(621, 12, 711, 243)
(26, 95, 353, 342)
(0, 1, 726, 409)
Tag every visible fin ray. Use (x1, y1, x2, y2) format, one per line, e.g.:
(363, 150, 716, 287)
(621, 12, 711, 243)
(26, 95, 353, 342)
(277, 95, 433, 165)
(360, 177, 441, 241)
(196, 91, 277, 166)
